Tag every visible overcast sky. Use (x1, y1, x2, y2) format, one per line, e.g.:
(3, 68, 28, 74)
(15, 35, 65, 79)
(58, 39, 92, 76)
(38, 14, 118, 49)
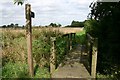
(0, 0, 94, 26)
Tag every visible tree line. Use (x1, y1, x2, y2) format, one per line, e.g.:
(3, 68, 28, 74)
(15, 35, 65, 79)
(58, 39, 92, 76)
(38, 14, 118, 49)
(65, 20, 84, 27)
(1, 23, 24, 28)
(1, 20, 85, 28)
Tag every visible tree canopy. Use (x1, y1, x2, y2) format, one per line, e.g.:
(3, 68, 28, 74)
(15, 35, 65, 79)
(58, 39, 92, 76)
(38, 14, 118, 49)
(65, 20, 84, 27)
(71, 20, 84, 27)
(49, 23, 61, 27)
(14, 0, 25, 5)
(85, 1, 120, 79)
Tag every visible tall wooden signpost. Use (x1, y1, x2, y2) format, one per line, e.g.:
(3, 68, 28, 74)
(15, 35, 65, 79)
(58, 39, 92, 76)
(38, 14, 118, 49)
(25, 4, 34, 77)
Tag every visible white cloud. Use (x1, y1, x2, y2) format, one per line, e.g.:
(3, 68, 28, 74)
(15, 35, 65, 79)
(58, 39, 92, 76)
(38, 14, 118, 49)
(0, 0, 94, 26)
(1, 0, 25, 25)
(75, 0, 92, 4)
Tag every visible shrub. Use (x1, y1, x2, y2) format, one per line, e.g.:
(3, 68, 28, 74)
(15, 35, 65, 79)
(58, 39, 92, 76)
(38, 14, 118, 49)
(2, 62, 29, 78)
(2, 62, 50, 78)
(32, 28, 63, 67)
(56, 36, 67, 66)
(84, 19, 99, 37)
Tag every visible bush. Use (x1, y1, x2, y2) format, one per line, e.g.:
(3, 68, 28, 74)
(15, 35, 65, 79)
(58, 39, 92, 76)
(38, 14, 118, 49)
(56, 36, 67, 66)
(84, 19, 99, 37)
(2, 62, 29, 78)
(32, 28, 63, 67)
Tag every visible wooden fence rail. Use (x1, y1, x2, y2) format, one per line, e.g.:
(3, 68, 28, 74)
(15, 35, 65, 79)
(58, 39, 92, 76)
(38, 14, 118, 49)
(50, 33, 76, 74)
(49, 32, 98, 78)
(86, 33, 98, 78)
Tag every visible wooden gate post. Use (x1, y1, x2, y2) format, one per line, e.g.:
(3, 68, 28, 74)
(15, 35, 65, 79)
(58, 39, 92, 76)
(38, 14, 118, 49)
(73, 33, 76, 43)
(91, 38, 98, 78)
(70, 33, 72, 50)
(25, 4, 34, 77)
(73, 33, 76, 47)
(66, 34, 69, 53)
(50, 37, 56, 74)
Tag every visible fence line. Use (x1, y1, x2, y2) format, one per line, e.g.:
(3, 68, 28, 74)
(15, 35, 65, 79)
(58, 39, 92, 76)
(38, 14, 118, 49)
(50, 33, 98, 78)
(50, 33, 76, 74)
(86, 33, 98, 78)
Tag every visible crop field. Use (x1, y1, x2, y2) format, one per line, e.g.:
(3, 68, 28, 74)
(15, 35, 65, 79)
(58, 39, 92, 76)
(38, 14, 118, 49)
(0, 27, 83, 34)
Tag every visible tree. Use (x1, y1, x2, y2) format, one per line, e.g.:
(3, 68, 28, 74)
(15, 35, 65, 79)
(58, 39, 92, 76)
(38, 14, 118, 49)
(13, 24, 19, 28)
(49, 23, 62, 27)
(10, 23, 14, 27)
(58, 23, 62, 27)
(2, 25, 6, 28)
(84, 19, 99, 37)
(71, 20, 84, 27)
(14, 0, 25, 5)
(22, 25, 25, 29)
(88, 1, 120, 78)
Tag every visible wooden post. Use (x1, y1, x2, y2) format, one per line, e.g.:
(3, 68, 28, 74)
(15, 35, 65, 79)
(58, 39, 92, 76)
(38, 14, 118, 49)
(89, 42, 93, 74)
(73, 33, 76, 47)
(73, 33, 76, 43)
(66, 34, 69, 53)
(50, 37, 56, 74)
(70, 33, 72, 50)
(91, 38, 98, 78)
(25, 4, 34, 77)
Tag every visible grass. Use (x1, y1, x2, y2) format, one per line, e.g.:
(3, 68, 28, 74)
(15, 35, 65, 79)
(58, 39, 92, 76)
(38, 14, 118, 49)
(1, 28, 84, 78)
(2, 62, 29, 78)
(96, 73, 115, 80)
(76, 29, 86, 44)
(2, 62, 50, 78)
(2, 29, 51, 78)
(76, 29, 85, 35)
(2, 28, 66, 78)
(2, 28, 117, 79)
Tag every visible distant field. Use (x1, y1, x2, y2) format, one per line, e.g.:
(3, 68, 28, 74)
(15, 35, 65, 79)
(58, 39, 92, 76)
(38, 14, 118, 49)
(0, 27, 83, 34)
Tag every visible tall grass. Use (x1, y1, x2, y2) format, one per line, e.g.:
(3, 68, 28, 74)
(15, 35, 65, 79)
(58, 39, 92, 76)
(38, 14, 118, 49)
(2, 28, 65, 78)
(2, 30, 27, 65)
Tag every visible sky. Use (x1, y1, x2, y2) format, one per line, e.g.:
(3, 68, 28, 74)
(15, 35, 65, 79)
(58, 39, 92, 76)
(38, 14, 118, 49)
(0, 0, 94, 26)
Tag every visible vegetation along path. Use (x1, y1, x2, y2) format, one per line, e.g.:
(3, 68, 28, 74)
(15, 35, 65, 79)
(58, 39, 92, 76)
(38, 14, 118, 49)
(51, 44, 91, 79)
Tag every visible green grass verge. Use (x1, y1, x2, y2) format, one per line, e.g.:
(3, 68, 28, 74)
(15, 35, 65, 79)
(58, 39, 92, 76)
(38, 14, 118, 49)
(2, 62, 50, 78)
(76, 30, 86, 44)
